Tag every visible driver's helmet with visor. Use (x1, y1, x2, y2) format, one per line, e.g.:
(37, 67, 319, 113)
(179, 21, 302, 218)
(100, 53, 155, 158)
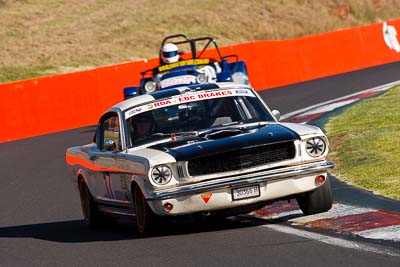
(161, 43, 179, 64)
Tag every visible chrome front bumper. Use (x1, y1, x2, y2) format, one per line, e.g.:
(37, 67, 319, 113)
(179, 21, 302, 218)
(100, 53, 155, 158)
(146, 161, 334, 200)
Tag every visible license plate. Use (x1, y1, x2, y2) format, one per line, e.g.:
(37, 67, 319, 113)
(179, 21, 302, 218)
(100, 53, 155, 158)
(232, 185, 260, 201)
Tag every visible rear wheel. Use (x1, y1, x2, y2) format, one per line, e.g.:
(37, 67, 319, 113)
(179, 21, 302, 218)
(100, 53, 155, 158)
(78, 179, 116, 228)
(133, 184, 159, 236)
(296, 177, 333, 215)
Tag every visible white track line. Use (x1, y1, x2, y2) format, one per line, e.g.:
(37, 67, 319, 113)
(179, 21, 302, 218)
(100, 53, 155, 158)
(281, 80, 400, 120)
(356, 225, 400, 242)
(261, 224, 400, 257)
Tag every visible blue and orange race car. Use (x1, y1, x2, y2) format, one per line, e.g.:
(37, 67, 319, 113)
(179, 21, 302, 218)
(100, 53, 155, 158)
(124, 34, 249, 99)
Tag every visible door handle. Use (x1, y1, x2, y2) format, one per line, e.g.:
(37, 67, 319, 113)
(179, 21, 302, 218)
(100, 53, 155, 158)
(89, 155, 98, 160)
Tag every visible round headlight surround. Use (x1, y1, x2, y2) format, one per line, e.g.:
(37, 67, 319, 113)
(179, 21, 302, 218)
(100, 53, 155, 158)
(151, 165, 172, 185)
(144, 81, 157, 92)
(197, 73, 208, 83)
(305, 137, 326, 157)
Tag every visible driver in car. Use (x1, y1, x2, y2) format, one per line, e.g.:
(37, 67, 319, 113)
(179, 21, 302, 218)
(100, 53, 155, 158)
(132, 112, 154, 144)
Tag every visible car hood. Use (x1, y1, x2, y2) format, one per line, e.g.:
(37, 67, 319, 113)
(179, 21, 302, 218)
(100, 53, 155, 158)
(279, 122, 324, 138)
(149, 123, 300, 161)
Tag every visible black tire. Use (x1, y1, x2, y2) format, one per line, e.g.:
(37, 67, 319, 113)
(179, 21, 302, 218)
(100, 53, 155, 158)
(78, 179, 116, 229)
(296, 177, 333, 215)
(133, 184, 158, 236)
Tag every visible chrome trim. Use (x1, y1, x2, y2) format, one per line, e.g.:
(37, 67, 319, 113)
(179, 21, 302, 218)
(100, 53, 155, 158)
(96, 197, 131, 207)
(146, 161, 334, 200)
(98, 205, 135, 218)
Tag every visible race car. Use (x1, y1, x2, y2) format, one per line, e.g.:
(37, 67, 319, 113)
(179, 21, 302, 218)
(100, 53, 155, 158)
(123, 34, 249, 99)
(67, 83, 334, 235)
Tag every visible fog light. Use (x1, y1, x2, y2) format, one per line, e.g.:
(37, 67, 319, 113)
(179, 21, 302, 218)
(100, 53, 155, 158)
(315, 175, 326, 185)
(163, 203, 173, 212)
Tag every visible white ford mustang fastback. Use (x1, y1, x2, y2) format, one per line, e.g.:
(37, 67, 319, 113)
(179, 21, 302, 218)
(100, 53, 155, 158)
(66, 82, 334, 235)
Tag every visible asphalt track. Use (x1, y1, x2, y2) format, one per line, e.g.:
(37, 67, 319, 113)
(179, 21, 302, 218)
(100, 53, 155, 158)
(1, 61, 400, 266)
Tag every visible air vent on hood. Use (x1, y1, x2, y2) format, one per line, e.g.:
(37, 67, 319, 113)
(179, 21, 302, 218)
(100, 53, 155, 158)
(204, 129, 242, 140)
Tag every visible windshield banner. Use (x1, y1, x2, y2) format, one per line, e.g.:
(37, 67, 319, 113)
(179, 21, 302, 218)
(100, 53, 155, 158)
(125, 88, 255, 119)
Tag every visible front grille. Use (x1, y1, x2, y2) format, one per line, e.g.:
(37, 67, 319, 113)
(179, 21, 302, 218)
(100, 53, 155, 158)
(188, 141, 296, 176)
(177, 164, 185, 179)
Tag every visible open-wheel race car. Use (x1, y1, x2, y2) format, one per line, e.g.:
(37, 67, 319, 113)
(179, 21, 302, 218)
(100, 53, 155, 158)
(123, 34, 249, 99)
(67, 82, 334, 236)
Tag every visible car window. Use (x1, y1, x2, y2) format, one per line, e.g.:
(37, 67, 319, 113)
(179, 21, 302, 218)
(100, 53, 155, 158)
(126, 92, 274, 148)
(149, 96, 272, 133)
(101, 116, 121, 151)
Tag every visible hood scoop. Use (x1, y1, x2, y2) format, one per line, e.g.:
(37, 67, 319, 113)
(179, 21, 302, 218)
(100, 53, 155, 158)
(204, 129, 243, 140)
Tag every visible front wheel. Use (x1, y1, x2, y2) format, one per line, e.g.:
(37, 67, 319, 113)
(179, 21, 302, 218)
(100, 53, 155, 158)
(296, 177, 333, 215)
(133, 184, 159, 236)
(78, 179, 117, 228)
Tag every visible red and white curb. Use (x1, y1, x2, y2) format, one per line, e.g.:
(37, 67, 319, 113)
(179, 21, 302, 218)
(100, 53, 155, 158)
(262, 81, 400, 245)
(251, 201, 400, 244)
(281, 80, 400, 124)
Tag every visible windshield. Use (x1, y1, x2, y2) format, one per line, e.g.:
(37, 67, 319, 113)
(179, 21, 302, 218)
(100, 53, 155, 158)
(125, 89, 275, 147)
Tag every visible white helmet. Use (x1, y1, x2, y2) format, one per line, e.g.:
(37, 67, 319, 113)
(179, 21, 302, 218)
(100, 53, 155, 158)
(161, 43, 179, 64)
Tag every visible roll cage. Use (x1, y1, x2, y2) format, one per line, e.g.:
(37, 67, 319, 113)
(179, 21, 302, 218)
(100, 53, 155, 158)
(140, 34, 239, 77)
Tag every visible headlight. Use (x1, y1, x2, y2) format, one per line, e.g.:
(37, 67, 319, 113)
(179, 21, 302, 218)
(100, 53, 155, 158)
(151, 165, 172, 185)
(305, 137, 326, 157)
(144, 81, 157, 92)
(197, 73, 208, 83)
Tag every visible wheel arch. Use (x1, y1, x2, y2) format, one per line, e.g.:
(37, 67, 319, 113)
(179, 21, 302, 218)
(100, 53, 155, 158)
(77, 172, 95, 199)
(130, 177, 147, 198)
(130, 177, 161, 215)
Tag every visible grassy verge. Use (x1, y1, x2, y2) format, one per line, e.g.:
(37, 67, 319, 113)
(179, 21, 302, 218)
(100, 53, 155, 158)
(326, 86, 400, 200)
(0, 66, 56, 83)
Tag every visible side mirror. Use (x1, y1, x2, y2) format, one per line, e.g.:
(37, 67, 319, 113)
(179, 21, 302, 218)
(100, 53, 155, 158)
(104, 139, 116, 151)
(272, 110, 281, 121)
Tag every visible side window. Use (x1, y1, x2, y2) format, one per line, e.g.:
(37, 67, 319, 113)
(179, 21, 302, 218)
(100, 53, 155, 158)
(101, 116, 120, 151)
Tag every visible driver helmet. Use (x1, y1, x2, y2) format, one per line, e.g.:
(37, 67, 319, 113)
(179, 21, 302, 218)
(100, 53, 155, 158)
(161, 43, 179, 64)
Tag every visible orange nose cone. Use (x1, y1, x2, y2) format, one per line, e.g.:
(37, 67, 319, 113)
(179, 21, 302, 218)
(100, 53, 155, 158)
(163, 203, 173, 212)
(315, 175, 326, 185)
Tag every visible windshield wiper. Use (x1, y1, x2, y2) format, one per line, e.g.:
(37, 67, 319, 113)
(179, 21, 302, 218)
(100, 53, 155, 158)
(150, 131, 198, 138)
(148, 131, 199, 142)
(147, 121, 273, 142)
(199, 121, 272, 136)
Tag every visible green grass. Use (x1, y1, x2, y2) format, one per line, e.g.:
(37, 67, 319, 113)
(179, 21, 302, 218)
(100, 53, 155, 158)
(0, 66, 56, 83)
(326, 86, 400, 200)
